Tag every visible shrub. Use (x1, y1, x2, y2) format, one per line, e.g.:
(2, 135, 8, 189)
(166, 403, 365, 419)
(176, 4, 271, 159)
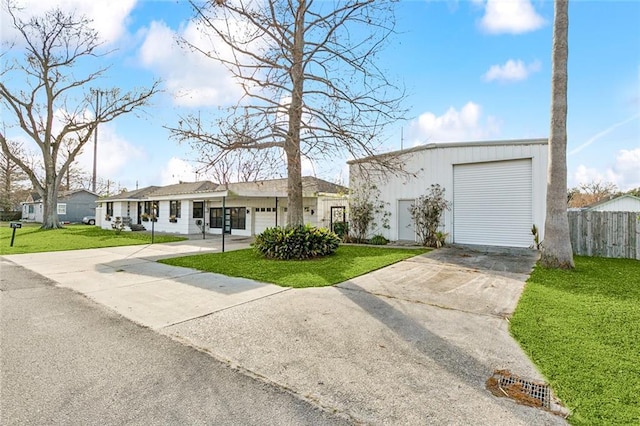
(254, 225, 341, 260)
(369, 234, 388, 245)
(332, 221, 349, 239)
(349, 183, 390, 243)
(408, 184, 451, 247)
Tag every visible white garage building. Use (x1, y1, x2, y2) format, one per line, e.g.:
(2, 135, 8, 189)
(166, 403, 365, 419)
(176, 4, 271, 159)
(349, 138, 549, 248)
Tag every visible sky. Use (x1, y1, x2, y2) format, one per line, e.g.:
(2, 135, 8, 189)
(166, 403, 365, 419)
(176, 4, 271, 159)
(1, 0, 639, 192)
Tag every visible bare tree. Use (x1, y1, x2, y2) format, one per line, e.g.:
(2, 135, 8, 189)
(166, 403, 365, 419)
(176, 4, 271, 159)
(58, 137, 91, 191)
(170, 0, 405, 226)
(0, 3, 159, 229)
(194, 143, 284, 185)
(0, 139, 30, 212)
(541, 0, 574, 269)
(568, 180, 618, 208)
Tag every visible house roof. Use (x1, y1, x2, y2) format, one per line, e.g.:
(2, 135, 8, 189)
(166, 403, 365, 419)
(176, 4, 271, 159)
(348, 138, 549, 164)
(100, 177, 347, 201)
(223, 176, 347, 196)
(584, 194, 640, 210)
(24, 189, 98, 203)
(58, 189, 99, 199)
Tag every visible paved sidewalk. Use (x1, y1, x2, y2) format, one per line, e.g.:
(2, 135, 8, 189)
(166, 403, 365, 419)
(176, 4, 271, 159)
(3, 242, 567, 425)
(3, 237, 284, 328)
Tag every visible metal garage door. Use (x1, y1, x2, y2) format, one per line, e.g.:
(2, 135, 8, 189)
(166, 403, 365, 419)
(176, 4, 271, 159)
(254, 207, 277, 234)
(453, 159, 533, 247)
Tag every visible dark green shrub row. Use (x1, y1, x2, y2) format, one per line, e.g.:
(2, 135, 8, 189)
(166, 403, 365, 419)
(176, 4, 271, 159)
(0, 211, 22, 221)
(254, 225, 341, 260)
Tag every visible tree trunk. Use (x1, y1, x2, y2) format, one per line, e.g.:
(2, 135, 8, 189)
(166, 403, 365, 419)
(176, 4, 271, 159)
(540, 0, 574, 269)
(285, 0, 306, 227)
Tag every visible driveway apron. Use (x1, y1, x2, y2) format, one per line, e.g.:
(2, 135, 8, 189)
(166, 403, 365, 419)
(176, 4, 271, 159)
(164, 245, 566, 425)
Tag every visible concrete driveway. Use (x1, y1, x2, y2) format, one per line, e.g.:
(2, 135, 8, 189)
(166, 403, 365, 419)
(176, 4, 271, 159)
(3, 242, 566, 425)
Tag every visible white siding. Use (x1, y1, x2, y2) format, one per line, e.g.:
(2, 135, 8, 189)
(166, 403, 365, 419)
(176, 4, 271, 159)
(349, 139, 548, 246)
(317, 195, 348, 230)
(590, 196, 640, 212)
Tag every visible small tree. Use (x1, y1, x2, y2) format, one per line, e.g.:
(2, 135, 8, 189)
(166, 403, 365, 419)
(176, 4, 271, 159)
(348, 184, 390, 243)
(408, 184, 450, 247)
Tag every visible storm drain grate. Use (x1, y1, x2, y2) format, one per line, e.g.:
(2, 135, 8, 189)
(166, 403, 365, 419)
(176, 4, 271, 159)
(486, 370, 551, 409)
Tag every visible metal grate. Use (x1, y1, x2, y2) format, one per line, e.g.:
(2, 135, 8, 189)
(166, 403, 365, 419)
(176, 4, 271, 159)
(487, 370, 551, 409)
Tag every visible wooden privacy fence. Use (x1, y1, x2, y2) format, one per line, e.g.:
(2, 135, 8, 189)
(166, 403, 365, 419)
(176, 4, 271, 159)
(568, 211, 640, 260)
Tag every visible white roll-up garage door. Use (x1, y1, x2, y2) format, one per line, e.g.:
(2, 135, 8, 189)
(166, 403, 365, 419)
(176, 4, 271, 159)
(453, 159, 533, 247)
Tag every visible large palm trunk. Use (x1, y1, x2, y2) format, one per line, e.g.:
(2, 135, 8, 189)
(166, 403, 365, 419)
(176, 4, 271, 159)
(540, 0, 574, 269)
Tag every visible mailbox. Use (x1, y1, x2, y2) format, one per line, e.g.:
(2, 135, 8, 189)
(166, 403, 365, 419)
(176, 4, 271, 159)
(9, 222, 21, 247)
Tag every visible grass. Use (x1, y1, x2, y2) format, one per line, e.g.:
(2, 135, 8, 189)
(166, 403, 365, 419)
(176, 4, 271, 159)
(0, 223, 186, 255)
(159, 245, 429, 288)
(510, 256, 640, 425)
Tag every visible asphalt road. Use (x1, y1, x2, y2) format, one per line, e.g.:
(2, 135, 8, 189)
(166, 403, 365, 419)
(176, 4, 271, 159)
(0, 259, 348, 426)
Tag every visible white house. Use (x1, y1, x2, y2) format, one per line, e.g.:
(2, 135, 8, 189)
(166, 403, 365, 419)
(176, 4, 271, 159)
(584, 194, 640, 212)
(97, 176, 348, 236)
(349, 138, 549, 248)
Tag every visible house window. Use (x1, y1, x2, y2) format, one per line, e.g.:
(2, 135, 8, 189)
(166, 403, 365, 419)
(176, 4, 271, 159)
(193, 201, 204, 218)
(28, 205, 34, 214)
(230, 207, 246, 229)
(144, 201, 159, 217)
(210, 208, 223, 228)
(57, 203, 67, 215)
(106, 202, 113, 216)
(170, 200, 181, 218)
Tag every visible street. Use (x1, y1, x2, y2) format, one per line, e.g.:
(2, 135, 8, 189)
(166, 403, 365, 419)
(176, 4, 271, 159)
(0, 259, 348, 425)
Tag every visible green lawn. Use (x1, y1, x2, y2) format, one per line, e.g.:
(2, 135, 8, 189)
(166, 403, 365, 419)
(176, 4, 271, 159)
(510, 256, 640, 425)
(0, 223, 186, 255)
(159, 245, 429, 288)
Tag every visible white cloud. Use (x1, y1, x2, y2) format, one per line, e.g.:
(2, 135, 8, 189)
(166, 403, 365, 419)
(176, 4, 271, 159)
(408, 102, 500, 144)
(573, 148, 640, 191)
(483, 59, 541, 83)
(1, 0, 136, 45)
(478, 0, 545, 34)
(611, 148, 640, 190)
(75, 124, 144, 180)
(139, 20, 244, 108)
(160, 157, 195, 185)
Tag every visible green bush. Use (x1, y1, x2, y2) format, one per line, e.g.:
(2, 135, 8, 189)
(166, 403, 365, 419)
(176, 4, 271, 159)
(254, 225, 341, 260)
(332, 221, 348, 239)
(369, 234, 388, 245)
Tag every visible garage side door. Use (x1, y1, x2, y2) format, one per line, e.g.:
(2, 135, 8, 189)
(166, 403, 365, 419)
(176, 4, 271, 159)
(254, 207, 277, 234)
(453, 159, 533, 247)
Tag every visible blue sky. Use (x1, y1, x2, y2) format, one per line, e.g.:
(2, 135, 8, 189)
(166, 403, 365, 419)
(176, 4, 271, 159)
(2, 0, 639, 191)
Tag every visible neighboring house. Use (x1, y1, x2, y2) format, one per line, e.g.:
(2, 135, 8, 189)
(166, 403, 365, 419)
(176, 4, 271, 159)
(22, 189, 99, 223)
(97, 176, 348, 236)
(349, 138, 549, 248)
(584, 194, 640, 212)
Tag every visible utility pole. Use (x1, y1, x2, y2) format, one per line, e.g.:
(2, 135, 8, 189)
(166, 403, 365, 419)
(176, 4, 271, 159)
(92, 90, 102, 193)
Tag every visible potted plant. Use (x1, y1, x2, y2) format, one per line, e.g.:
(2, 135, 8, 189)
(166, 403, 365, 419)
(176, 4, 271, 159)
(141, 213, 150, 222)
(169, 215, 178, 223)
